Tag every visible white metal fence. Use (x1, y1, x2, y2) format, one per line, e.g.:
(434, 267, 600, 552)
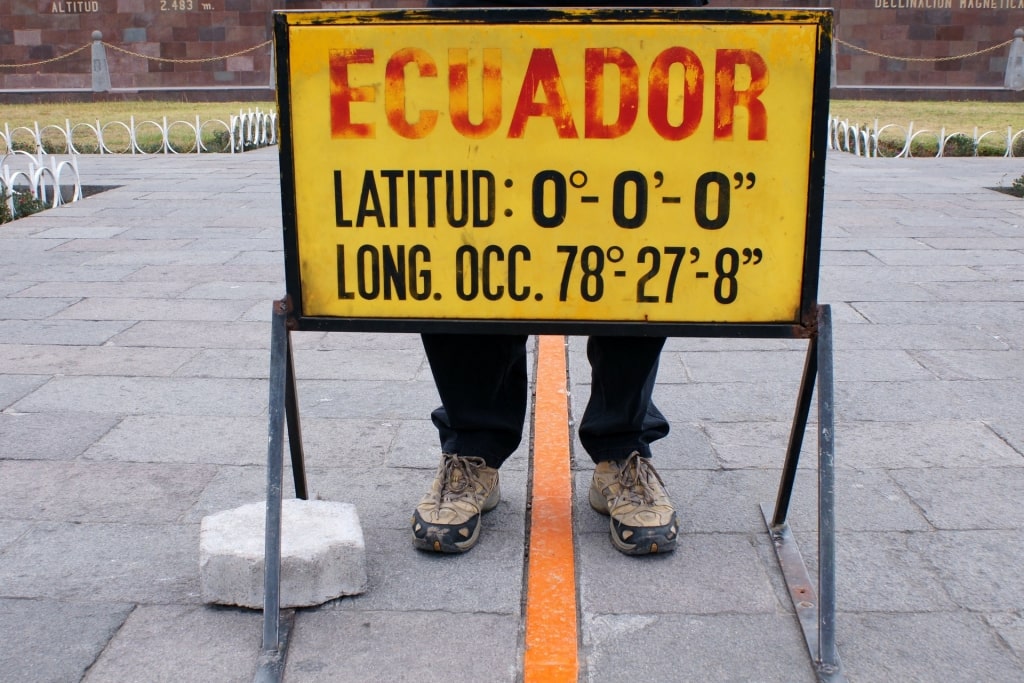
(1, 151, 82, 221)
(829, 117, 1024, 158)
(0, 108, 276, 156)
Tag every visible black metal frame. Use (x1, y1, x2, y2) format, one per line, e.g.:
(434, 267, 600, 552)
(761, 303, 844, 681)
(255, 300, 844, 683)
(256, 8, 843, 682)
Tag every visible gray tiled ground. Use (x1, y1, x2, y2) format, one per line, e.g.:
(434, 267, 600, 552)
(2, 151, 1023, 681)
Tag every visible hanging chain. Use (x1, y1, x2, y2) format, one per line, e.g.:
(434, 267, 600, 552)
(835, 37, 1015, 63)
(101, 39, 272, 64)
(0, 43, 90, 69)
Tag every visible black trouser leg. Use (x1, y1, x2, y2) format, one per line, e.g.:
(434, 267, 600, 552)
(579, 335, 669, 463)
(420, 333, 529, 469)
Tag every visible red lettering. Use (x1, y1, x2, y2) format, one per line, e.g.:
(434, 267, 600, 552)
(449, 48, 503, 139)
(329, 49, 376, 139)
(507, 48, 578, 139)
(648, 47, 704, 142)
(385, 48, 439, 139)
(584, 48, 639, 139)
(328, 45, 774, 143)
(714, 49, 769, 141)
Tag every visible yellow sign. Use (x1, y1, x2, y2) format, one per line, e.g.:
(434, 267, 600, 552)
(276, 9, 831, 325)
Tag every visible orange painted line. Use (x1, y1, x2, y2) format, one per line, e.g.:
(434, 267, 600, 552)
(523, 334, 579, 682)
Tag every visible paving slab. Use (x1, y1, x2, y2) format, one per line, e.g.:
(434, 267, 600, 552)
(0, 411, 119, 461)
(0, 343, 196, 377)
(0, 598, 133, 683)
(582, 613, 815, 683)
(0, 374, 49, 409)
(285, 610, 520, 682)
(12, 376, 269, 416)
(82, 604, 259, 683)
(0, 522, 200, 603)
(0, 319, 135, 346)
(839, 612, 1023, 683)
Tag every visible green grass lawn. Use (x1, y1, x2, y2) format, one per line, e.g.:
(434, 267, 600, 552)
(828, 99, 1024, 133)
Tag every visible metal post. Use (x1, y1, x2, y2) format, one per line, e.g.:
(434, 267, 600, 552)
(816, 305, 840, 674)
(262, 300, 288, 653)
(90, 31, 111, 92)
(253, 299, 301, 683)
(1005, 28, 1024, 91)
(269, 41, 277, 90)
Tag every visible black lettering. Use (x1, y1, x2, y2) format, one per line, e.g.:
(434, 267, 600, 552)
(533, 170, 567, 228)
(381, 170, 403, 227)
(695, 171, 731, 230)
(612, 171, 648, 229)
(334, 170, 352, 227)
(636, 246, 659, 303)
(508, 245, 531, 301)
(356, 171, 385, 227)
(336, 244, 354, 299)
(406, 169, 417, 227)
(456, 245, 478, 300)
(446, 170, 470, 227)
(357, 245, 380, 299)
(421, 170, 441, 227)
(482, 245, 505, 300)
(473, 170, 495, 227)
(409, 245, 431, 300)
(381, 245, 406, 300)
(662, 246, 687, 303)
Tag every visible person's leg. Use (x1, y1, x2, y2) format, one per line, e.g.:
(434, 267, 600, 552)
(582, 335, 678, 555)
(413, 333, 528, 553)
(421, 332, 529, 469)
(579, 335, 669, 462)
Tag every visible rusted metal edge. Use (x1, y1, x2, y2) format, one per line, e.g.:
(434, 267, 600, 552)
(760, 503, 846, 683)
(253, 609, 296, 683)
(274, 295, 300, 331)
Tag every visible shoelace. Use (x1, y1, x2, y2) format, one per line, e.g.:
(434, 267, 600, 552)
(439, 454, 487, 503)
(613, 452, 665, 507)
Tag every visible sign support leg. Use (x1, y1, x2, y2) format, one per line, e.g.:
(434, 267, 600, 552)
(761, 304, 845, 682)
(254, 298, 305, 683)
(772, 323, 817, 526)
(284, 312, 308, 501)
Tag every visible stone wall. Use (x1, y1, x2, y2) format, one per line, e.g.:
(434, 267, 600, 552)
(1, 0, 1022, 96)
(829, 0, 1022, 88)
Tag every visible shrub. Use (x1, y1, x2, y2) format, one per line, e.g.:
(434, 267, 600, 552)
(0, 186, 48, 224)
(942, 134, 975, 157)
(1009, 173, 1024, 198)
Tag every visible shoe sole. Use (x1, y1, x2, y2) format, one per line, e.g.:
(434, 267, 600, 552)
(411, 515, 482, 553)
(411, 486, 500, 554)
(589, 484, 678, 555)
(608, 517, 678, 555)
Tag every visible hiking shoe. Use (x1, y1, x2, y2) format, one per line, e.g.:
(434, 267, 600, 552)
(411, 453, 500, 553)
(589, 452, 678, 555)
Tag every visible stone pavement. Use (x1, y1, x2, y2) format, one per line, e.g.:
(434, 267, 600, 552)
(1, 149, 1023, 682)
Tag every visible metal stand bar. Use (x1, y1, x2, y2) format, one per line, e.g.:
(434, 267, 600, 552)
(816, 305, 839, 674)
(284, 324, 308, 500)
(256, 299, 299, 683)
(762, 304, 845, 682)
(254, 610, 295, 683)
(772, 326, 818, 525)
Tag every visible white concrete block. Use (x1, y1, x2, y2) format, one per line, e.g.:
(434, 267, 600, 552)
(200, 499, 367, 609)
